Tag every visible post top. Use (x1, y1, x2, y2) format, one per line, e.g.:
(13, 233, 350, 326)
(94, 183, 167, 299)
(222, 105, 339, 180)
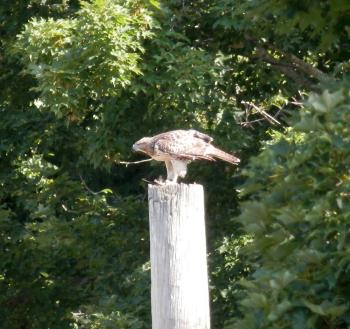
(148, 183, 204, 198)
(148, 182, 203, 190)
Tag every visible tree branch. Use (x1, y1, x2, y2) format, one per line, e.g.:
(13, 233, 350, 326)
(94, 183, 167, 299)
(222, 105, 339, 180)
(246, 35, 331, 89)
(269, 45, 329, 81)
(253, 46, 317, 89)
(271, 63, 316, 90)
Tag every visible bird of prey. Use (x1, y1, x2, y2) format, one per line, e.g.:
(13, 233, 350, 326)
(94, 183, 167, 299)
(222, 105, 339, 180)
(133, 129, 240, 183)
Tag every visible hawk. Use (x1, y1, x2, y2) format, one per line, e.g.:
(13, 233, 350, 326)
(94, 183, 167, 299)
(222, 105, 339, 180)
(133, 129, 240, 183)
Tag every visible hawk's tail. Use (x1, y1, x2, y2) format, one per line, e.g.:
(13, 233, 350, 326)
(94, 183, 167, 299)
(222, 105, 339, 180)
(211, 147, 240, 165)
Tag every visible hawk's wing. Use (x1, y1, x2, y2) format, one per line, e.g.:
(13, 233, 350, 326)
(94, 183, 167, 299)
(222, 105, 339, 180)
(190, 130, 213, 143)
(152, 130, 215, 161)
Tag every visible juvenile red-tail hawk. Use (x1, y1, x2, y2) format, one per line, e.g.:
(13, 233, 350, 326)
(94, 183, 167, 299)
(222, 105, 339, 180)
(133, 129, 240, 183)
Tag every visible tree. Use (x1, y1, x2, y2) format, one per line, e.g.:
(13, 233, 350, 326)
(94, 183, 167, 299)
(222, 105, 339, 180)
(228, 81, 350, 329)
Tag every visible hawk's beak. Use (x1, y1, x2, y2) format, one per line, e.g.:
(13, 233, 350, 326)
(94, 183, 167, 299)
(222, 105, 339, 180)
(132, 143, 139, 152)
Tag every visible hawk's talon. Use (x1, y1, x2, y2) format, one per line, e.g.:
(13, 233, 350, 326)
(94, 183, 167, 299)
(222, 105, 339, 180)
(165, 180, 177, 185)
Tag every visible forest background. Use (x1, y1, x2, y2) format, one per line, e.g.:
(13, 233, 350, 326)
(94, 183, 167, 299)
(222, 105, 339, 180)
(1, 0, 350, 328)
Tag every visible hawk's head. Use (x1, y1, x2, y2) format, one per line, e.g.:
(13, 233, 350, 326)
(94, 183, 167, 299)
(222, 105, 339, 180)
(133, 137, 153, 156)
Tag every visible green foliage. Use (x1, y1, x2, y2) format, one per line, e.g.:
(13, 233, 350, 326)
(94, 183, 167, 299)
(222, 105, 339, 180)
(213, 0, 350, 51)
(210, 234, 254, 324)
(227, 82, 350, 328)
(14, 0, 246, 170)
(0, 154, 150, 328)
(16, 0, 154, 119)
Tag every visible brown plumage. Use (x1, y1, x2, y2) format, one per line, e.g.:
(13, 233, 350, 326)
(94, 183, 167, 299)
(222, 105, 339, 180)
(133, 129, 240, 183)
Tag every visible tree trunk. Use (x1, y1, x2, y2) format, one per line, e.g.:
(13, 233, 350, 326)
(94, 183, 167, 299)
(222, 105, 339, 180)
(148, 183, 210, 329)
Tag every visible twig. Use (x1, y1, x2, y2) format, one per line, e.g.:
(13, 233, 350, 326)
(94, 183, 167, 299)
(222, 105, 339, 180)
(104, 155, 153, 167)
(117, 158, 152, 167)
(79, 174, 99, 195)
(61, 204, 80, 214)
(241, 101, 281, 125)
(290, 97, 303, 106)
(142, 178, 165, 186)
(240, 118, 266, 127)
(273, 107, 284, 121)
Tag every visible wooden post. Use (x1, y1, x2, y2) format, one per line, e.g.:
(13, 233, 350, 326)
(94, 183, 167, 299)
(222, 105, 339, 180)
(148, 183, 210, 329)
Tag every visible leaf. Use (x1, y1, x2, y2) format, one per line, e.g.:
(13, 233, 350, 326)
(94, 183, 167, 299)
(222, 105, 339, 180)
(40, 271, 49, 278)
(101, 188, 113, 194)
(303, 300, 326, 315)
(240, 293, 268, 309)
(149, 0, 160, 9)
(320, 89, 345, 111)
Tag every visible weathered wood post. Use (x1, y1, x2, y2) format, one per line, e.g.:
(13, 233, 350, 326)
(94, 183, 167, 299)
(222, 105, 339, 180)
(148, 183, 210, 329)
